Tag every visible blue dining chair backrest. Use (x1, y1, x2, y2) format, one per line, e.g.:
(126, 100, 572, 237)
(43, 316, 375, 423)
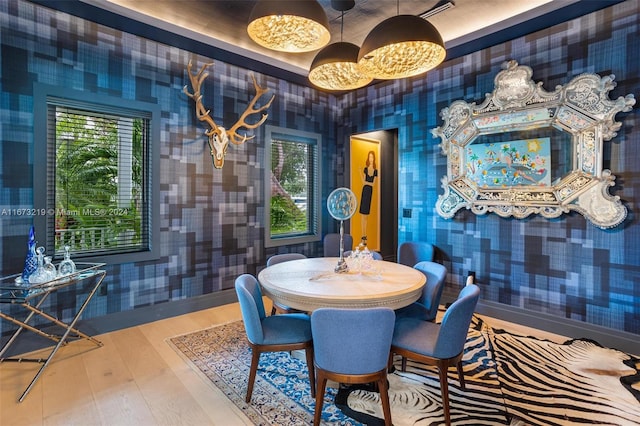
(397, 241, 435, 267)
(323, 233, 353, 257)
(266, 253, 307, 315)
(266, 253, 306, 266)
(395, 260, 447, 322)
(311, 307, 395, 375)
(414, 261, 447, 318)
(235, 274, 267, 344)
(433, 284, 480, 359)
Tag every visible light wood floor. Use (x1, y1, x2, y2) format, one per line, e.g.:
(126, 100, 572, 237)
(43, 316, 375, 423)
(0, 300, 570, 426)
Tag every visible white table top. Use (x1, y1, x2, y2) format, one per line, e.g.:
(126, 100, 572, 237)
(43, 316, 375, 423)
(257, 257, 425, 312)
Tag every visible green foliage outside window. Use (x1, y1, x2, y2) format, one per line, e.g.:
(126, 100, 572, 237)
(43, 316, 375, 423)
(54, 109, 144, 254)
(264, 125, 320, 247)
(270, 195, 306, 234)
(270, 139, 311, 236)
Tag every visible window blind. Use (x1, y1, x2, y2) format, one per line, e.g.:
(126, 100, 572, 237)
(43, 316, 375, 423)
(46, 102, 151, 258)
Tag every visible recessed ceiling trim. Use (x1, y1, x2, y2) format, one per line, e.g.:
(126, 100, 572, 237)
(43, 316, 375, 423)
(40, 0, 627, 87)
(443, 0, 581, 48)
(78, 0, 311, 76)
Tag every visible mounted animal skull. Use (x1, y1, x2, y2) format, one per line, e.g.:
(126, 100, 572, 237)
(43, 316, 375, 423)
(183, 61, 274, 168)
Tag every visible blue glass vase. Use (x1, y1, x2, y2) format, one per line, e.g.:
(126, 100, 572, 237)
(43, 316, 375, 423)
(21, 226, 38, 283)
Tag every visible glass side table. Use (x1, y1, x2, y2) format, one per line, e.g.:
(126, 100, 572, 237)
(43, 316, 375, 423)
(0, 262, 106, 402)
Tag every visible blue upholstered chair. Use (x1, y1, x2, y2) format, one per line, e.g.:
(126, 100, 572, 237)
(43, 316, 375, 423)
(394, 261, 448, 372)
(343, 249, 383, 260)
(395, 261, 447, 322)
(235, 274, 315, 403)
(266, 253, 307, 315)
(311, 308, 395, 426)
(390, 284, 480, 426)
(266, 253, 306, 266)
(397, 241, 435, 266)
(323, 233, 353, 257)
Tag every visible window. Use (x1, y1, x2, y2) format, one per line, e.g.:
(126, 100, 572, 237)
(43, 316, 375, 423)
(34, 85, 159, 263)
(264, 126, 321, 247)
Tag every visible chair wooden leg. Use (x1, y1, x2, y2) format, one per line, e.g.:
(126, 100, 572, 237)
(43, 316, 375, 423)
(437, 361, 452, 426)
(246, 349, 261, 403)
(456, 360, 466, 389)
(378, 376, 393, 426)
(313, 374, 328, 426)
(387, 352, 394, 373)
(401, 356, 407, 371)
(305, 346, 316, 398)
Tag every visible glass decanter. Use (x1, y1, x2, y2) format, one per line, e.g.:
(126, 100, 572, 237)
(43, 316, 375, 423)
(359, 246, 373, 274)
(20, 226, 38, 284)
(58, 245, 76, 276)
(28, 246, 49, 284)
(42, 256, 58, 282)
(347, 245, 361, 273)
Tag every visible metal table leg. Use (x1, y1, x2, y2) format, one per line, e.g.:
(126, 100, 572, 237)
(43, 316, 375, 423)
(0, 292, 60, 359)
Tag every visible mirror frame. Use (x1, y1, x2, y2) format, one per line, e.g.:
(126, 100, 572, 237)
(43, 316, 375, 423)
(432, 60, 635, 228)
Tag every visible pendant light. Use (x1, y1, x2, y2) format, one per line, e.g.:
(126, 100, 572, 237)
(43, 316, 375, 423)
(247, 0, 331, 53)
(357, 1, 446, 80)
(308, 2, 372, 91)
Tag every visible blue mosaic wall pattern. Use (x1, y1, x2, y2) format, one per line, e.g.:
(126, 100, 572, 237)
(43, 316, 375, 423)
(338, 0, 640, 336)
(0, 0, 638, 339)
(0, 0, 338, 332)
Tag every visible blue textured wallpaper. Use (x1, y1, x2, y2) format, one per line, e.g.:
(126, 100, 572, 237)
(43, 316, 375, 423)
(0, 0, 638, 339)
(339, 0, 640, 336)
(0, 0, 337, 330)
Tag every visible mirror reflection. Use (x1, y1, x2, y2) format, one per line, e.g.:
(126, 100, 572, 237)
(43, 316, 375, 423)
(469, 127, 572, 188)
(432, 60, 635, 228)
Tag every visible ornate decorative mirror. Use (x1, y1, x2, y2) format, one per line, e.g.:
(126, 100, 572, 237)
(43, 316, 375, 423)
(432, 60, 635, 228)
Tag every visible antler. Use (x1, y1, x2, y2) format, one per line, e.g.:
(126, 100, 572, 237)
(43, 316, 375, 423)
(183, 61, 219, 136)
(227, 74, 275, 145)
(183, 60, 274, 169)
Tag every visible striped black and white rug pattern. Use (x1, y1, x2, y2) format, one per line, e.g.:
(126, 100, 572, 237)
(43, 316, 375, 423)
(342, 317, 640, 425)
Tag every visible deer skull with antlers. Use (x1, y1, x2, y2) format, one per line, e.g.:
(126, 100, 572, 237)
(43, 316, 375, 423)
(183, 61, 274, 168)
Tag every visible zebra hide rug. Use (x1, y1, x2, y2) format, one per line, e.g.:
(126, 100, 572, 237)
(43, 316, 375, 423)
(340, 317, 640, 425)
(169, 316, 639, 426)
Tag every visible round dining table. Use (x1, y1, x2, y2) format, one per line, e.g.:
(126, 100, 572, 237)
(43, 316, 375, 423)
(257, 257, 425, 312)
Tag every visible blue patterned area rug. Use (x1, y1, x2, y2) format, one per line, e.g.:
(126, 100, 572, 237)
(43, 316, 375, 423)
(169, 317, 640, 426)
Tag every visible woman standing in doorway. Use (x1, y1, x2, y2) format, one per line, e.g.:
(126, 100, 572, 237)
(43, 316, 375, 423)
(359, 150, 378, 246)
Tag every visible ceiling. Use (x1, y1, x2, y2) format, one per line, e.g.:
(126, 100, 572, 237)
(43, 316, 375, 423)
(84, 0, 581, 77)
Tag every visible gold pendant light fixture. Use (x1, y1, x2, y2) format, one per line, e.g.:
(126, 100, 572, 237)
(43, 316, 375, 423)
(308, 41, 373, 90)
(247, 0, 448, 89)
(247, 0, 331, 53)
(308, 1, 373, 91)
(357, 2, 446, 80)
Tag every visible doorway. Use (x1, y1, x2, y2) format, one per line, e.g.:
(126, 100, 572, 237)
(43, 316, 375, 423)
(348, 129, 398, 261)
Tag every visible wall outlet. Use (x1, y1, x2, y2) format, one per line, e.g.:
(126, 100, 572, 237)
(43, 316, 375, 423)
(403, 208, 412, 218)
